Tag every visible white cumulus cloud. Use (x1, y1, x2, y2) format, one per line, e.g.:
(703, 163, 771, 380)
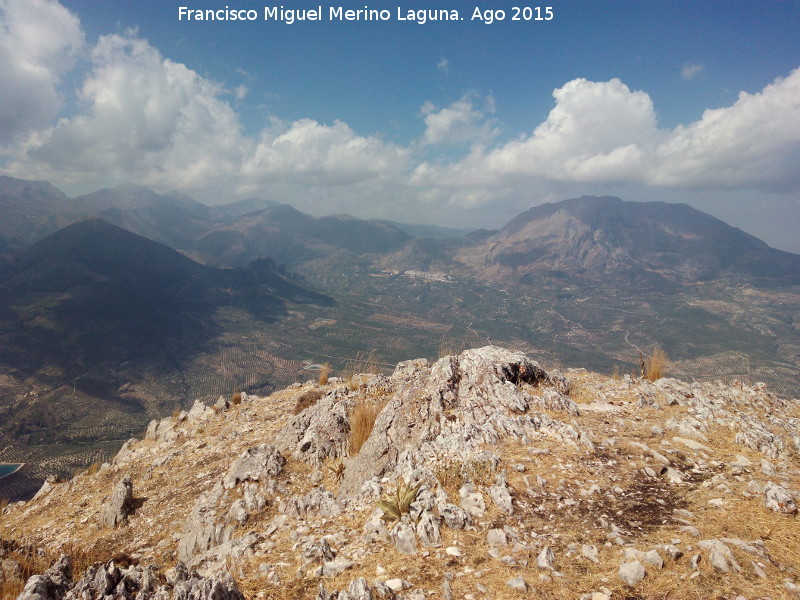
(0, 0, 84, 143)
(10, 31, 247, 194)
(242, 118, 409, 187)
(420, 95, 498, 146)
(413, 70, 800, 201)
(650, 68, 800, 191)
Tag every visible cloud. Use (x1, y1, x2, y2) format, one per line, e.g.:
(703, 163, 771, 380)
(0, 0, 84, 143)
(681, 63, 704, 81)
(6, 31, 248, 194)
(242, 118, 409, 187)
(437, 58, 449, 74)
(3, 23, 410, 211)
(1, 1, 798, 226)
(420, 95, 498, 146)
(413, 70, 800, 200)
(650, 68, 800, 191)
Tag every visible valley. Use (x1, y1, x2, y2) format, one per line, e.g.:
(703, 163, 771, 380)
(0, 178, 798, 501)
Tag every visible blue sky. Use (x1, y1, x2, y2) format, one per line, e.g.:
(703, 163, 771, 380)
(1, 0, 799, 251)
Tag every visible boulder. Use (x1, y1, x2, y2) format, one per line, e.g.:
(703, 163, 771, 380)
(99, 475, 134, 528)
(17, 556, 72, 600)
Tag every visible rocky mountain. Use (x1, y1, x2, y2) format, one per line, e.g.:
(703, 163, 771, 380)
(0, 176, 69, 251)
(26, 185, 215, 252)
(1, 178, 799, 520)
(193, 204, 412, 273)
(1, 346, 799, 600)
(450, 196, 800, 287)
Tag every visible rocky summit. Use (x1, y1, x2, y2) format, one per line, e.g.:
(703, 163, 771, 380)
(1, 346, 799, 600)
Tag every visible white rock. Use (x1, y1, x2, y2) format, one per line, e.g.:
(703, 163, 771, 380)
(764, 482, 798, 514)
(581, 544, 599, 563)
(506, 577, 527, 591)
(618, 561, 645, 586)
(384, 579, 412, 592)
(537, 546, 555, 571)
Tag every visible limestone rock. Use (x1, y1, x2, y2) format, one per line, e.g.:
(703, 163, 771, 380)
(537, 546, 555, 571)
(391, 521, 417, 555)
(700, 540, 742, 573)
(506, 576, 528, 591)
(618, 561, 645, 586)
(416, 510, 442, 547)
(276, 393, 350, 466)
(17, 556, 72, 600)
(176, 483, 233, 564)
(436, 500, 468, 530)
(489, 473, 514, 515)
(99, 475, 134, 528)
(338, 347, 570, 498)
(764, 482, 798, 514)
(223, 445, 285, 489)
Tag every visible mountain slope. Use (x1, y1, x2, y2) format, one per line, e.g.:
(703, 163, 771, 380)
(29, 184, 215, 250)
(0, 218, 329, 459)
(453, 196, 800, 286)
(0, 176, 69, 250)
(194, 204, 412, 271)
(0, 218, 326, 370)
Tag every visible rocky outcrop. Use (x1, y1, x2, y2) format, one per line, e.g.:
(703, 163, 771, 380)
(337, 346, 579, 498)
(17, 557, 243, 600)
(99, 475, 134, 528)
(16, 556, 72, 600)
(4, 346, 800, 600)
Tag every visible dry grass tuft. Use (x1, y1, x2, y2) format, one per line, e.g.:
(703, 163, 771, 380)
(644, 347, 669, 381)
(293, 389, 325, 415)
(348, 397, 386, 455)
(230, 391, 242, 406)
(342, 351, 381, 386)
(567, 381, 597, 404)
(438, 338, 466, 359)
(85, 461, 102, 476)
(317, 363, 331, 385)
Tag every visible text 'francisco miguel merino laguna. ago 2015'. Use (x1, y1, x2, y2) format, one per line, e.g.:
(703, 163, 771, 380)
(178, 6, 555, 25)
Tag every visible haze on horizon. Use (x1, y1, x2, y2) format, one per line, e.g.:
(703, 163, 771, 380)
(1, 0, 799, 253)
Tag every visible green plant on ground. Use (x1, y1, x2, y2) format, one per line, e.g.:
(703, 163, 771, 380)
(376, 479, 422, 522)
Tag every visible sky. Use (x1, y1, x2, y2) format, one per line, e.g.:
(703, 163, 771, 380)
(1, 0, 799, 252)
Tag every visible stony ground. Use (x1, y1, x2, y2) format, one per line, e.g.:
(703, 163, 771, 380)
(1, 346, 799, 600)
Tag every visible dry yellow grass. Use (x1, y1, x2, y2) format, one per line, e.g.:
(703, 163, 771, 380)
(318, 363, 331, 385)
(645, 347, 669, 381)
(348, 397, 385, 455)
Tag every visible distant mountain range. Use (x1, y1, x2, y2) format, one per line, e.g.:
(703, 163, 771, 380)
(455, 196, 800, 287)
(1, 176, 798, 498)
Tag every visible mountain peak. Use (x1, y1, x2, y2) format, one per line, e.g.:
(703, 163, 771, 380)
(461, 197, 800, 285)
